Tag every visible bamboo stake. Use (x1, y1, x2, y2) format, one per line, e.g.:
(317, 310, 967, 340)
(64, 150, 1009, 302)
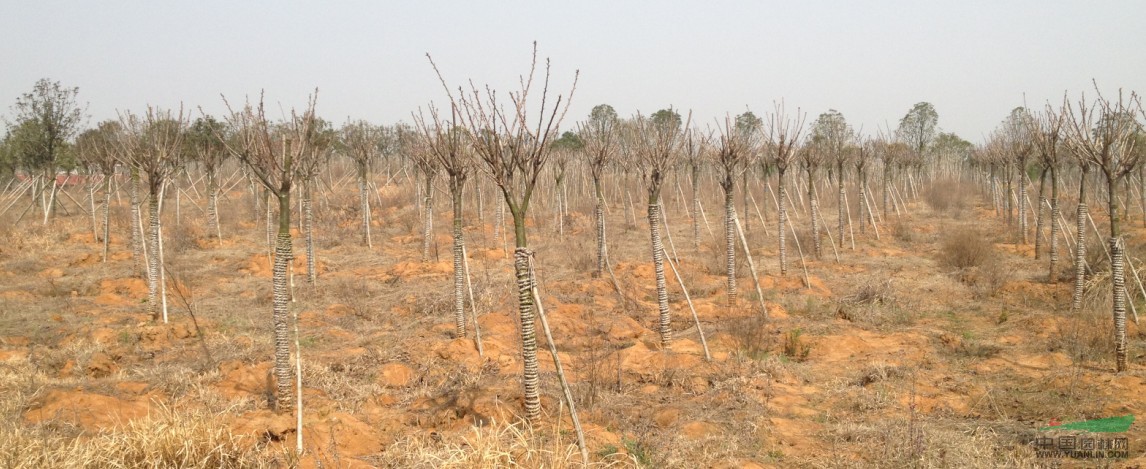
(844, 191, 856, 250)
(527, 259, 589, 466)
(732, 213, 770, 317)
(785, 212, 812, 288)
(817, 204, 841, 263)
(659, 198, 681, 265)
(461, 244, 484, 357)
(661, 247, 711, 361)
(748, 192, 771, 237)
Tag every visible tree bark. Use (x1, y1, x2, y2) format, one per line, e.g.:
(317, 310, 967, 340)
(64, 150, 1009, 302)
(722, 177, 736, 307)
(1034, 168, 1047, 259)
(451, 174, 466, 338)
(1108, 172, 1127, 372)
(1072, 168, 1088, 311)
(1019, 162, 1028, 245)
(359, 164, 372, 248)
(147, 186, 160, 320)
(691, 163, 701, 250)
(779, 169, 789, 276)
(512, 240, 540, 421)
(130, 169, 143, 277)
(207, 167, 221, 241)
(594, 174, 606, 278)
(648, 200, 672, 349)
(809, 167, 822, 259)
(303, 181, 316, 285)
(273, 193, 294, 412)
(422, 173, 434, 262)
(1049, 166, 1060, 283)
(102, 175, 112, 263)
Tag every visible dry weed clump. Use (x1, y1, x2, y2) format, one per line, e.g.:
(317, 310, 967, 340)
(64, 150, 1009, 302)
(940, 228, 1008, 297)
(819, 416, 1036, 468)
(725, 314, 774, 361)
(924, 179, 970, 213)
(0, 406, 282, 468)
(378, 419, 628, 468)
(941, 228, 991, 270)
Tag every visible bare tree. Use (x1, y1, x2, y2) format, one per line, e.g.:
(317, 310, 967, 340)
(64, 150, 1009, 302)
(1026, 103, 1066, 282)
(714, 113, 757, 307)
(187, 116, 228, 242)
(414, 102, 474, 339)
(302, 119, 335, 286)
(799, 139, 826, 259)
(549, 131, 581, 238)
(75, 120, 121, 262)
(810, 110, 855, 249)
(411, 130, 439, 263)
(1002, 107, 1035, 245)
(578, 104, 620, 277)
(764, 102, 806, 276)
(117, 107, 188, 322)
(1063, 87, 1142, 372)
(215, 92, 321, 411)
(429, 44, 577, 421)
(632, 108, 689, 348)
(340, 119, 382, 248)
(680, 127, 709, 250)
(855, 138, 877, 236)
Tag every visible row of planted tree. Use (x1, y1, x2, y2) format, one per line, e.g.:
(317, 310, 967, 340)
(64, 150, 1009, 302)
(3, 48, 1144, 460)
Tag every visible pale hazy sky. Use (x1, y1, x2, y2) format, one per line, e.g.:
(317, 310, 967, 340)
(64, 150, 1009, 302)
(3, 1, 1144, 142)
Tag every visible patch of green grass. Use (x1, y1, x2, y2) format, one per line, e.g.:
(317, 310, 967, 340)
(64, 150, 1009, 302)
(623, 437, 654, 467)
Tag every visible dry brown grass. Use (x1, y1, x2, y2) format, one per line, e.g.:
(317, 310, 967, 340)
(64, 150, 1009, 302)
(0, 406, 284, 468)
(378, 419, 629, 468)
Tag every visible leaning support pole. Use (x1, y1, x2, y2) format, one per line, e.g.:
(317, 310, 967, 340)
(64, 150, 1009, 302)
(732, 213, 770, 318)
(785, 211, 812, 289)
(817, 204, 842, 263)
(293, 303, 304, 456)
(527, 259, 589, 467)
(659, 198, 681, 265)
(844, 191, 856, 251)
(748, 192, 771, 237)
(661, 247, 711, 361)
(461, 244, 484, 357)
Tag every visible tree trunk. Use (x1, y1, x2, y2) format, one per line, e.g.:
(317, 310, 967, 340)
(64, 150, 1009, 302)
(359, 165, 372, 248)
(809, 167, 822, 259)
(130, 169, 143, 277)
(451, 174, 466, 338)
(272, 193, 294, 412)
(691, 163, 701, 250)
(778, 169, 788, 276)
(510, 205, 540, 422)
(859, 169, 868, 234)
(207, 167, 220, 241)
(1049, 166, 1060, 283)
(648, 199, 672, 349)
(1108, 174, 1128, 372)
(723, 177, 736, 307)
(1072, 169, 1088, 311)
(102, 174, 112, 263)
(1019, 161, 1028, 245)
(1005, 166, 1014, 227)
(147, 186, 161, 320)
(594, 174, 606, 278)
(838, 160, 846, 248)
(422, 174, 434, 262)
(303, 182, 316, 285)
(742, 170, 750, 237)
(1034, 167, 1047, 260)
(882, 163, 891, 219)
